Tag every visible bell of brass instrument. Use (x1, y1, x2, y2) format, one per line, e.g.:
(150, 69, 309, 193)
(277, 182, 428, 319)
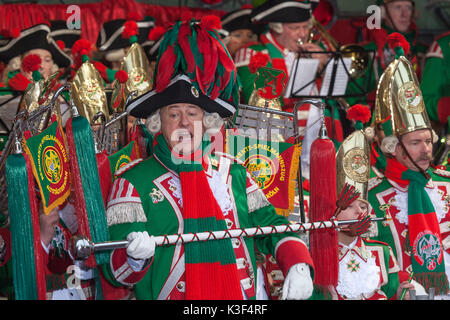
(311, 16, 369, 78)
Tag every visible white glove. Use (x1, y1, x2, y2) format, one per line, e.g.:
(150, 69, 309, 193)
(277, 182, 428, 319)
(281, 263, 313, 300)
(126, 231, 155, 261)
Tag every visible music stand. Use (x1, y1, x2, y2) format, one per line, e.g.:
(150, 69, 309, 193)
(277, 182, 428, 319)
(287, 46, 376, 138)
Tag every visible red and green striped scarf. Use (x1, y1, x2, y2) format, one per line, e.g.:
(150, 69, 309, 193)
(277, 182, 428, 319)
(386, 159, 449, 294)
(154, 133, 242, 299)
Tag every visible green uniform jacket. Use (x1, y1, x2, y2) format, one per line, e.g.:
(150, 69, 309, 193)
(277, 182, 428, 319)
(367, 167, 450, 283)
(421, 31, 450, 127)
(102, 153, 314, 300)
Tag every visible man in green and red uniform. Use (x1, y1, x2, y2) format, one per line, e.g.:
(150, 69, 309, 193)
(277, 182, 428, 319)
(101, 18, 315, 300)
(368, 50, 450, 298)
(346, 0, 428, 107)
(420, 31, 450, 148)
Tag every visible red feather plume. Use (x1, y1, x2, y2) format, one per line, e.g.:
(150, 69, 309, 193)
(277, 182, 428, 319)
(155, 45, 177, 93)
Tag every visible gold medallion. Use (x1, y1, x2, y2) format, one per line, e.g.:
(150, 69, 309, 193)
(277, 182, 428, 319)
(398, 81, 424, 114)
(343, 148, 369, 183)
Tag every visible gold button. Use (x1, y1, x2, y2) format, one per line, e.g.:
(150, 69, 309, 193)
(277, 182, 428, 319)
(176, 282, 184, 290)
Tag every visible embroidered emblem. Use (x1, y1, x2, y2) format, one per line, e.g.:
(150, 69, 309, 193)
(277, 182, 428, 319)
(149, 188, 164, 204)
(412, 231, 442, 271)
(191, 86, 199, 98)
(347, 253, 360, 272)
(343, 148, 369, 183)
(398, 81, 425, 113)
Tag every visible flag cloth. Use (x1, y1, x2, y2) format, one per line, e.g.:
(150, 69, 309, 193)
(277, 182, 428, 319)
(225, 129, 301, 216)
(108, 140, 140, 178)
(23, 120, 71, 215)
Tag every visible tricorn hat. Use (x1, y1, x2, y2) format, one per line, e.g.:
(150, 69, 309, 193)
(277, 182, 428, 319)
(251, 0, 318, 23)
(0, 24, 72, 68)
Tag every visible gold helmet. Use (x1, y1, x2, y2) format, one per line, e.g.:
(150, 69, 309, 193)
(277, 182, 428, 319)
(20, 71, 63, 131)
(374, 54, 432, 154)
(110, 42, 152, 112)
(336, 129, 370, 204)
(70, 60, 109, 124)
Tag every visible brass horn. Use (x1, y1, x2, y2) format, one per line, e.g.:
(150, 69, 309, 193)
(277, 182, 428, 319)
(311, 16, 369, 79)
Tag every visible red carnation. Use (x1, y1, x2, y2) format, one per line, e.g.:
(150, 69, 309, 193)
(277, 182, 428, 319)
(148, 26, 166, 41)
(122, 20, 138, 39)
(114, 70, 128, 83)
(346, 104, 371, 124)
(200, 15, 222, 31)
(127, 12, 142, 21)
(56, 40, 65, 50)
(72, 39, 92, 56)
(387, 32, 410, 55)
(22, 54, 42, 73)
(249, 52, 270, 73)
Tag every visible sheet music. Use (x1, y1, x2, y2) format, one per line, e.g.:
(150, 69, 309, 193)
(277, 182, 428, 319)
(284, 58, 319, 98)
(319, 57, 352, 96)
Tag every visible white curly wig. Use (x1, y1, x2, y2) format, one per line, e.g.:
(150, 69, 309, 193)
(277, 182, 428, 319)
(145, 108, 224, 136)
(380, 129, 439, 155)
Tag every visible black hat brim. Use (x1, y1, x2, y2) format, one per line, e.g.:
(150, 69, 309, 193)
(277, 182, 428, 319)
(251, 0, 312, 23)
(0, 24, 72, 67)
(126, 75, 236, 119)
(50, 20, 81, 48)
(96, 19, 155, 52)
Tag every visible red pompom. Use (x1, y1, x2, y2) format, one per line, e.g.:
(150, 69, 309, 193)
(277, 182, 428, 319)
(200, 15, 222, 31)
(22, 54, 42, 73)
(114, 70, 128, 83)
(127, 12, 142, 21)
(248, 52, 270, 73)
(148, 26, 166, 41)
(8, 73, 31, 91)
(241, 4, 253, 9)
(346, 104, 372, 124)
(122, 20, 138, 39)
(56, 40, 65, 50)
(72, 39, 92, 56)
(387, 32, 410, 55)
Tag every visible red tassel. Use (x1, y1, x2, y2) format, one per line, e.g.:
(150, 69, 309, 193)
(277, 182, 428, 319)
(309, 135, 338, 289)
(24, 153, 47, 300)
(65, 119, 96, 268)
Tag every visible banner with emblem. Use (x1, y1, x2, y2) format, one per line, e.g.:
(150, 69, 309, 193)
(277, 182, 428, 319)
(108, 140, 140, 178)
(23, 120, 71, 215)
(225, 130, 301, 216)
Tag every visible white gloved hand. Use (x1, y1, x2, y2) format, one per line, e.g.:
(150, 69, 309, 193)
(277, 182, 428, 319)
(281, 263, 313, 300)
(126, 231, 155, 260)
